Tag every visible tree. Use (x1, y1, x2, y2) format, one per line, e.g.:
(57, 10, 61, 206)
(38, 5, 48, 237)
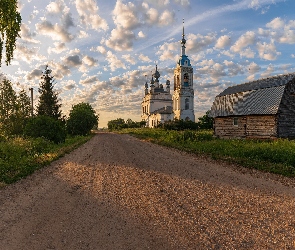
(67, 102, 98, 136)
(14, 89, 31, 134)
(24, 115, 66, 144)
(0, 0, 22, 66)
(0, 79, 17, 134)
(0, 79, 31, 135)
(196, 110, 214, 129)
(36, 66, 62, 120)
(107, 118, 127, 130)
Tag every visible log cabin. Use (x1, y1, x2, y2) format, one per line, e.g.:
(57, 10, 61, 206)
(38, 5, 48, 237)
(210, 73, 295, 139)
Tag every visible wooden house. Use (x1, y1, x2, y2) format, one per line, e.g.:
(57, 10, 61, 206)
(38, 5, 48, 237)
(210, 73, 295, 139)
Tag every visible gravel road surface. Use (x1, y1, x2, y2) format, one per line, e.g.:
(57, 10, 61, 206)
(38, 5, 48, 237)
(1, 132, 295, 249)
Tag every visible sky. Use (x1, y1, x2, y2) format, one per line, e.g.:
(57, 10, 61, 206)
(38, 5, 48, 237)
(1, 0, 295, 127)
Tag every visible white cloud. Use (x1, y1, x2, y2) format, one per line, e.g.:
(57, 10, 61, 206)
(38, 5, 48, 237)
(80, 76, 99, 85)
(138, 31, 146, 38)
(260, 64, 275, 78)
(157, 41, 178, 61)
(36, 20, 74, 42)
(262, 18, 295, 44)
(230, 31, 256, 53)
(104, 27, 136, 51)
(46, 0, 67, 14)
(239, 48, 256, 58)
(26, 69, 43, 80)
(20, 24, 39, 44)
(82, 55, 97, 67)
(223, 60, 244, 76)
(138, 54, 152, 63)
(77, 30, 89, 39)
(122, 54, 136, 65)
(186, 33, 216, 54)
(144, 0, 170, 6)
(62, 54, 83, 67)
(266, 17, 285, 30)
(91, 46, 107, 54)
(14, 45, 46, 63)
(159, 10, 175, 26)
(215, 35, 231, 49)
(106, 51, 126, 71)
(62, 80, 76, 90)
(75, 0, 108, 31)
(174, 0, 190, 6)
(113, 0, 141, 29)
(48, 42, 67, 54)
(246, 61, 261, 81)
(144, 7, 159, 26)
(257, 42, 281, 60)
(248, 61, 261, 74)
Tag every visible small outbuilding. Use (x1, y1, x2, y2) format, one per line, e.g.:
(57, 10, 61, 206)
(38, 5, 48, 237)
(210, 73, 295, 139)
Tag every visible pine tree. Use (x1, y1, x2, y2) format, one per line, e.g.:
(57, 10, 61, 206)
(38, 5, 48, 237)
(37, 65, 62, 120)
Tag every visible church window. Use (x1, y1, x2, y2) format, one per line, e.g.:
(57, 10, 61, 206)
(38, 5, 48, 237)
(184, 73, 189, 87)
(185, 98, 189, 110)
(233, 117, 238, 126)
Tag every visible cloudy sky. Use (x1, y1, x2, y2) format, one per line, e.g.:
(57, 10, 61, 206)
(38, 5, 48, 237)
(1, 0, 295, 127)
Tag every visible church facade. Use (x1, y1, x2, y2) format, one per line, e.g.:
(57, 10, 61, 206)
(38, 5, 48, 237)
(141, 24, 195, 128)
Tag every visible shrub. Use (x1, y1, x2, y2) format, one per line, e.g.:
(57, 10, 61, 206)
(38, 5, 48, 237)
(67, 103, 98, 136)
(24, 115, 66, 144)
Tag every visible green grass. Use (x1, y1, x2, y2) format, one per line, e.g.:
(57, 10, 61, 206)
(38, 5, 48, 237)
(0, 134, 93, 186)
(119, 128, 295, 177)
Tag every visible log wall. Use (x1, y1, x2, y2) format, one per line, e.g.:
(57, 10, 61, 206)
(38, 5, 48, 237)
(277, 79, 295, 138)
(214, 115, 277, 139)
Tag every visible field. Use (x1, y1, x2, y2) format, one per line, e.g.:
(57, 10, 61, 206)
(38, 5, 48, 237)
(0, 135, 93, 186)
(120, 128, 295, 177)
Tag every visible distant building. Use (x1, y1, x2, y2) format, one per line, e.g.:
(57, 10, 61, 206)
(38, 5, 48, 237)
(141, 23, 195, 127)
(210, 73, 295, 139)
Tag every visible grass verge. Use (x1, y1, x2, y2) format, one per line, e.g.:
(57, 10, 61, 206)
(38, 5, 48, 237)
(0, 134, 93, 186)
(119, 128, 295, 177)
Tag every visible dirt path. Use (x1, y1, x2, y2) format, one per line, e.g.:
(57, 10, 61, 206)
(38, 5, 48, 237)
(1, 133, 295, 249)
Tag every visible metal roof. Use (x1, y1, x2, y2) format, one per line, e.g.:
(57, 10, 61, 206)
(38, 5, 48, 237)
(210, 73, 295, 117)
(217, 73, 295, 96)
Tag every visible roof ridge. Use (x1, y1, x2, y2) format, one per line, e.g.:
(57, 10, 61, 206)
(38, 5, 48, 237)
(217, 72, 295, 97)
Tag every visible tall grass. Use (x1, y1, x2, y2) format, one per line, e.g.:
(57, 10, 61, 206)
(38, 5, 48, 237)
(0, 135, 93, 186)
(121, 128, 295, 177)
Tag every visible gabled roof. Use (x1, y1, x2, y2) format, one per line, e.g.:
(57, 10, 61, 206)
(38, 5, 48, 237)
(210, 73, 295, 117)
(217, 73, 295, 96)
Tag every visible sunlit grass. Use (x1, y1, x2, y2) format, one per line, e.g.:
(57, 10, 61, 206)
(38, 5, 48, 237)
(120, 128, 295, 177)
(0, 134, 93, 185)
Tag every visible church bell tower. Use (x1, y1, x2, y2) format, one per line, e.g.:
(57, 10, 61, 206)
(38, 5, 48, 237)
(172, 20, 195, 121)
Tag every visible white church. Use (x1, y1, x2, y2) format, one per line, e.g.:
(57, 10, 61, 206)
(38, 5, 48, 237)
(141, 24, 195, 128)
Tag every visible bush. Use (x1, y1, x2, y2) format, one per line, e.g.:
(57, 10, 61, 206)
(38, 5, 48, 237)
(67, 103, 98, 136)
(24, 115, 66, 144)
(159, 119, 199, 130)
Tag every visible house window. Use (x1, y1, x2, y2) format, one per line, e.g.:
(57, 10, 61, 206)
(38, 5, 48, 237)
(185, 98, 189, 110)
(233, 117, 238, 126)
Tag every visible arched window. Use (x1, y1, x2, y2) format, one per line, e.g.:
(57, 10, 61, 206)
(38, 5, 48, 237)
(184, 73, 189, 87)
(185, 98, 189, 110)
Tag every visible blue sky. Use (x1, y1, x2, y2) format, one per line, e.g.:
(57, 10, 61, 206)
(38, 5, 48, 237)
(1, 0, 295, 127)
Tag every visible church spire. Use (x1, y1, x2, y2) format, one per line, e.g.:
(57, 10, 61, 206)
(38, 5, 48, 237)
(181, 19, 186, 56)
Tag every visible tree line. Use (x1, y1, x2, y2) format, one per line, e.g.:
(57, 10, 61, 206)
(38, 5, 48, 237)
(0, 66, 98, 143)
(107, 111, 213, 131)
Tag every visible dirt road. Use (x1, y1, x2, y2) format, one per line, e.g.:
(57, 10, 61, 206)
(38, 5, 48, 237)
(1, 133, 295, 249)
